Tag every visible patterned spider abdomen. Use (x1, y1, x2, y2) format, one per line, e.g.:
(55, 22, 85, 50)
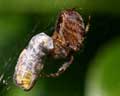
(13, 33, 54, 91)
(52, 9, 85, 58)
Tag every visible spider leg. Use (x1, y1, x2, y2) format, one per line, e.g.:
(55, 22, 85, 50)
(40, 56, 74, 78)
(85, 16, 91, 33)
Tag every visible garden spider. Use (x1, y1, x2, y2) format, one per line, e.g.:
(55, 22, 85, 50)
(13, 9, 90, 91)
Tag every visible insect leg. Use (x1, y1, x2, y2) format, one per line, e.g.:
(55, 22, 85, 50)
(40, 56, 74, 78)
(85, 16, 91, 33)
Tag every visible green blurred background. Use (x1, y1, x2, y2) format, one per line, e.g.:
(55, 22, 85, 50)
(0, 0, 120, 96)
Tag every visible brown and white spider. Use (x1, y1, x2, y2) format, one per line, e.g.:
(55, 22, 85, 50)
(13, 9, 90, 91)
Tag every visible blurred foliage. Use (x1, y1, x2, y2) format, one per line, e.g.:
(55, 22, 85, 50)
(0, 0, 120, 14)
(85, 38, 120, 96)
(0, 0, 120, 96)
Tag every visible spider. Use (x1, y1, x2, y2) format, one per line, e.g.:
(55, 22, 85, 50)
(43, 9, 91, 77)
(13, 9, 90, 91)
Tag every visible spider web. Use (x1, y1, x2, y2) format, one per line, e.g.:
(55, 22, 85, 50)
(0, 2, 87, 95)
(0, 12, 56, 96)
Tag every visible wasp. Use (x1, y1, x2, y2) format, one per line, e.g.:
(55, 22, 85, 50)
(13, 9, 90, 91)
(13, 33, 54, 91)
